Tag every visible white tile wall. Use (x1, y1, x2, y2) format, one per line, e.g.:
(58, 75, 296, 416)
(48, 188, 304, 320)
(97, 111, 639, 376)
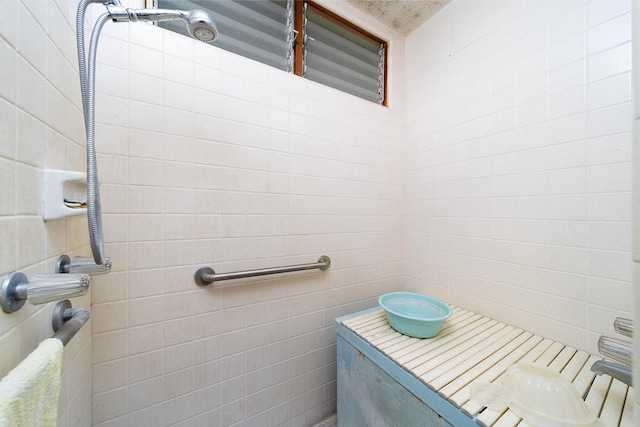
(90, 1, 405, 425)
(0, 0, 92, 426)
(404, 0, 634, 355)
(2, 0, 637, 425)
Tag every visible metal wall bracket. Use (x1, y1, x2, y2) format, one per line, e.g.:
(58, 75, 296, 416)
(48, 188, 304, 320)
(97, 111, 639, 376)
(1, 272, 28, 313)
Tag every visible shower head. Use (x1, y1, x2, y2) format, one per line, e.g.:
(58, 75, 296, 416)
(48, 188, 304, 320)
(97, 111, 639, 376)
(185, 9, 218, 43)
(106, 6, 219, 43)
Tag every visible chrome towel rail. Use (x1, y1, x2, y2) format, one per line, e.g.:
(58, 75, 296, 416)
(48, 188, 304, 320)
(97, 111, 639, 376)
(195, 255, 331, 285)
(51, 300, 90, 346)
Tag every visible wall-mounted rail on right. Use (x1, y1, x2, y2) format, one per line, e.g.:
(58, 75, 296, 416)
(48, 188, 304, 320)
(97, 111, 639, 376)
(194, 255, 331, 286)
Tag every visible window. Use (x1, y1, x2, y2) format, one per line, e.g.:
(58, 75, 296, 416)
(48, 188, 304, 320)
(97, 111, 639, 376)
(151, 0, 387, 105)
(300, 2, 386, 104)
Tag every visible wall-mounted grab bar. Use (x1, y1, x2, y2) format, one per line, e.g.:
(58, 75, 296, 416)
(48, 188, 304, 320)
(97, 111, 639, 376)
(51, 300, 90, 346)
(194, 255, 331, 285)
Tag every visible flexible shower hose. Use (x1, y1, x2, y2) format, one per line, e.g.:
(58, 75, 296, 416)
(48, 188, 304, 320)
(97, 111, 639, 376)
(76, 0, 109, 265)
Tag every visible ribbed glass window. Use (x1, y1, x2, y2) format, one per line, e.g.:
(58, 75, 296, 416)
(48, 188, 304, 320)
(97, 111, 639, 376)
(152, 0, 387, 105)
(303, 3, 384, 104)
(156, 0, 290, 70)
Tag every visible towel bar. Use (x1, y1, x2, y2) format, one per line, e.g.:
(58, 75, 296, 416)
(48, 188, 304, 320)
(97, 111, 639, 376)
(194, 255, 331, 285)
(51, 300, 90, 346)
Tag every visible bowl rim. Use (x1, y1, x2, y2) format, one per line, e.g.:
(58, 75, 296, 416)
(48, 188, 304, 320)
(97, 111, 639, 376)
(379, 292, 452, 322)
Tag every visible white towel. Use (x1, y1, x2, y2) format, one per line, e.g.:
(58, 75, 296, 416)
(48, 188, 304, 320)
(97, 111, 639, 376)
(0, 338, 64, 427)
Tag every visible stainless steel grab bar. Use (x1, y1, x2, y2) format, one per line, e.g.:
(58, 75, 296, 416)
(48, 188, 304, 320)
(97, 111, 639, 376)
(194, 255, 331, 285)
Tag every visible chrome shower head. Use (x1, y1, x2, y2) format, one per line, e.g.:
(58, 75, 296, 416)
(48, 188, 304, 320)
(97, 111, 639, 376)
(186, 9, 219, 43)
(106, 6, 219, 43)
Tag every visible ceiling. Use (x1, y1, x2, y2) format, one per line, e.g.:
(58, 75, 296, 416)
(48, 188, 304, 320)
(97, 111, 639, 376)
(345, 0, 451, 36)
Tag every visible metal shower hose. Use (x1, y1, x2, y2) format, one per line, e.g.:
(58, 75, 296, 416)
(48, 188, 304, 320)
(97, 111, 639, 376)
(76, 0, 110, 265)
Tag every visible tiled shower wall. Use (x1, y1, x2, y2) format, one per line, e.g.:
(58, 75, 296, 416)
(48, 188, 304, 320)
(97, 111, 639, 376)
(0, 0, 93, 425)
(90, 1, 405, 425)
(404, 0, 634, 354)
(2, 0, 637, 426)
